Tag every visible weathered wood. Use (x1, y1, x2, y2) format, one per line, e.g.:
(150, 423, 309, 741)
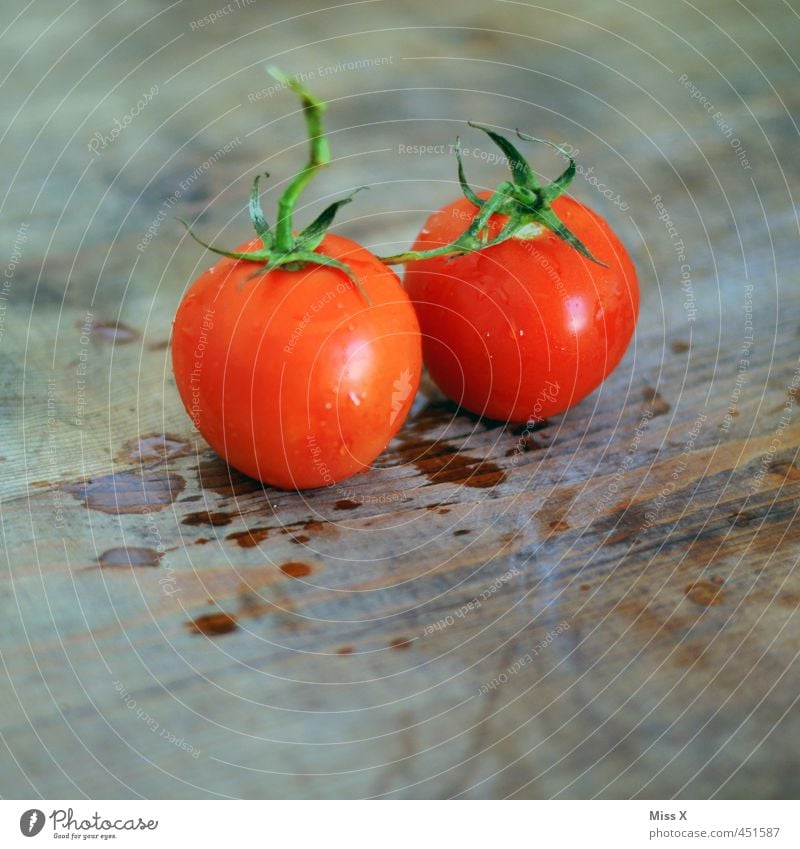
(1, 0, 799, 799)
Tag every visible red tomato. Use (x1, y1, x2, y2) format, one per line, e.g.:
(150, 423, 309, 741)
(403, 192, 639, 423)
(172, 234, 421, 490)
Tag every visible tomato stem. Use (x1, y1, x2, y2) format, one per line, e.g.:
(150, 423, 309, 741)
(176, 68, 373, 303)
(378, 126, 608, 267)
(270, 67, 331, 253)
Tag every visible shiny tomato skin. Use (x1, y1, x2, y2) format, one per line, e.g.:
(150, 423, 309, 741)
(403, 193, 639, 423)
(172, 234, 421, 490)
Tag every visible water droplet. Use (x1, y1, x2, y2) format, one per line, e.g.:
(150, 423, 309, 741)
(66, 471, 185, 514)
(324, 401, 333, 410)
(90, 322, 139, 344)
(512, 222, 545, 240)
(98, 547, 161, 568)
(348, 391, 361, 406)
(566, 297, 587, 333)
(120, 433, 193, 464)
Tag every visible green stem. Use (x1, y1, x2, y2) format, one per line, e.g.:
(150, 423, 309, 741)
(378, 126, 607, 267)
(269, 67, 331, 253)
(178, 69, 371, 299)
(378, 182, 514, 265)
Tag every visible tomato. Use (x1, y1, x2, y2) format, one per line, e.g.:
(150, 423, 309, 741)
(402, 191, 639, 423)
(172, 234, 421, 490)
(172, 70, 422, 490)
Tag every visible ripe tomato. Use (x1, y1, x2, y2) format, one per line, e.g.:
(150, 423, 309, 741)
(403, 191, 639, 423)
(172, 233, 421, 490)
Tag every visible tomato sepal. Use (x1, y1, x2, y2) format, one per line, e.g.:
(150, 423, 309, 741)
(379, 124, 608, 268)
(177, 69, 373, 301)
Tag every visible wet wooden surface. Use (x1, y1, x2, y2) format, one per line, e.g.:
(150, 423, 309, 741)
(1, 0, 799, 799)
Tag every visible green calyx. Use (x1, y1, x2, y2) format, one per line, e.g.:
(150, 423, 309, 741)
(179, 72, 604, 293)
(378, 124, 607, 267)
(178, 67, 370, 300)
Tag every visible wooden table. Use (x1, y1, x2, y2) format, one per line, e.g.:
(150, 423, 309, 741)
(2, 0, 799, 799)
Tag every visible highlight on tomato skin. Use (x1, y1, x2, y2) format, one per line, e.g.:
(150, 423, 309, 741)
(402, 192, 640, 424)
(172, 234, 421, 491)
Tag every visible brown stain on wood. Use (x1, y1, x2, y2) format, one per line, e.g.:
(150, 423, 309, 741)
(196, 457, 261, 497)
(549, 520, 570, 532)
(98, 547, 161, 568)
(66, 471, 185, 514)
(405, 438, 508, 488)
(336, 646, 354, 655)
(186, 612, 238, 636)
(119, 433, 194, 465)
(289, 534, 310, 544)
(334, 499, 360, 510)
(227, 527, 270, 547)
(182, 510, 234, 527)
(642, 386, 671, 416)
(453, 529, 471, 536)
(685, 581, 726, 607)
(297, 519, 330, 535)
(671, 340, 690, 354)
(390, 637, 413, 650)
(280, 562, 313, 578)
